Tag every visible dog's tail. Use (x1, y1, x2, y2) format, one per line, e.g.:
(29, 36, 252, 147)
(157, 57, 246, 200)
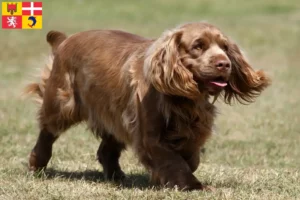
(23, 31, 67, 103)
(46, 30, 67, 54)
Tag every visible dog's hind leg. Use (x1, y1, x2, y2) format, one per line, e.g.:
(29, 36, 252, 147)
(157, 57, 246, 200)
(29, 92, 82, 171)
(29, 114, 81, 171)
(97, 133, 126, 181)
(29, 128, 58, 171)
(28, 59, 83, 171)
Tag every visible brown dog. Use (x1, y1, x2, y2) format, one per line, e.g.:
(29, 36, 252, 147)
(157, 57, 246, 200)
(25, 22, 270, 190)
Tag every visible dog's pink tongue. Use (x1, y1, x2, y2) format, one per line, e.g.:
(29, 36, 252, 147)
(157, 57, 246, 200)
(210, 81, 228, 87)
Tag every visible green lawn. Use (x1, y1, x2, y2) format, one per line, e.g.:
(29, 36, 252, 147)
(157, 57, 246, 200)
(1, 0, 300, 199)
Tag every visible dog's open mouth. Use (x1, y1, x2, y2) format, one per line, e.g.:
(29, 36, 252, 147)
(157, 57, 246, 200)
(209, 76, 228, 87)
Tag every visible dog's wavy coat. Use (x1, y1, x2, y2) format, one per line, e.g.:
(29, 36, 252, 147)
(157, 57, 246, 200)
(25, 22, 270, 190)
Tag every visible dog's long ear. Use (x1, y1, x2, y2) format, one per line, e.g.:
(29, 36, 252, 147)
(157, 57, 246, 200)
(144, 30, 199, 100)
(224, 41, 270, 104)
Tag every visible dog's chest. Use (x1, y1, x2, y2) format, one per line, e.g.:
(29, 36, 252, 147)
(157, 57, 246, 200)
(164, 103, 216, 150)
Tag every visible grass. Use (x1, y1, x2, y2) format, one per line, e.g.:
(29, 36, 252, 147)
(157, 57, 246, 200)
(1, 0, 300, 199)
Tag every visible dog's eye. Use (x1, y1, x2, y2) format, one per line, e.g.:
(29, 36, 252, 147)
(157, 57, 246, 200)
(193, 42, 204, 50)
(222, 43, 229, 51)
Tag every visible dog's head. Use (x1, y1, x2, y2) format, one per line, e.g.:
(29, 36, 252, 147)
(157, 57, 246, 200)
(144, 22, 270, 103)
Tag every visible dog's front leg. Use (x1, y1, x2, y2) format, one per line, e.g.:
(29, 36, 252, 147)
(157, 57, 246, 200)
(136, 135, 203, 191)
(135, 94, 203, 191)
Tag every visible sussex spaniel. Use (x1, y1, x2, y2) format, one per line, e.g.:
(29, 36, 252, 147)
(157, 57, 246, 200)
(25, 22, 270, 190)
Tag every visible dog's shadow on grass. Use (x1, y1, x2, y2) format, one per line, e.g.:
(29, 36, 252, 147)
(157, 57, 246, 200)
(42, 168, 151, 190)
